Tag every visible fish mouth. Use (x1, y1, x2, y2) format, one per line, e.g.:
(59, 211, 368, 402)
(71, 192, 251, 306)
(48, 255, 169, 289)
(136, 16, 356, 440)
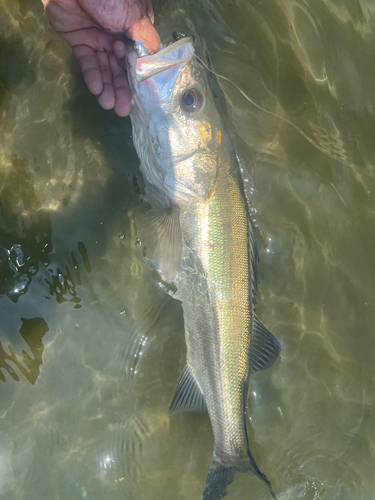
(132, 37, 195, 83)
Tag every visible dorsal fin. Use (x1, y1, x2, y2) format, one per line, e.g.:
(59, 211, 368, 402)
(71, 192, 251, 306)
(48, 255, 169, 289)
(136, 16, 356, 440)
(249, 315, 281, 376)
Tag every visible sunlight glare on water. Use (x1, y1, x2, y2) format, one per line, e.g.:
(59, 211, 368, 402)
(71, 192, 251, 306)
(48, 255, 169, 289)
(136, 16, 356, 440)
(0, 0, 375, 499)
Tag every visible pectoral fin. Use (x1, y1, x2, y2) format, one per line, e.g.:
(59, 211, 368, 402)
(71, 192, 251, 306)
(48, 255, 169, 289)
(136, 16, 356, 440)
(249, 315, 281, 376)
(169, 365, 207, 413)
(136, 205, 182, 282)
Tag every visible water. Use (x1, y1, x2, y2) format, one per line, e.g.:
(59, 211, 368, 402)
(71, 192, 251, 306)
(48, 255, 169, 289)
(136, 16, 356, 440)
(0, 0, 374, 499)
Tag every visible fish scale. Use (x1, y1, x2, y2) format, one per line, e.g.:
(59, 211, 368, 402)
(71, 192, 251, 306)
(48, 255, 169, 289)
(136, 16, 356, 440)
(178, 141, 252, 463)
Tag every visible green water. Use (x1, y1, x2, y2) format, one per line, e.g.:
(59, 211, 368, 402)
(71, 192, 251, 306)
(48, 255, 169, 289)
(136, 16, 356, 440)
(0, 0, 374, 499)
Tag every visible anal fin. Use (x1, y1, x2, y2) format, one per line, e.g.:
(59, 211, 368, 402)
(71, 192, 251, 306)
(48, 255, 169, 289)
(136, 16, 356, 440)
(249, 316, 281, 376)
(169, 365, 207, 413)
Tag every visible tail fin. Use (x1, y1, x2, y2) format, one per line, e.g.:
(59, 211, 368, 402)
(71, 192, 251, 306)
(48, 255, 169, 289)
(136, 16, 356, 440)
(202, 448, 276, 500)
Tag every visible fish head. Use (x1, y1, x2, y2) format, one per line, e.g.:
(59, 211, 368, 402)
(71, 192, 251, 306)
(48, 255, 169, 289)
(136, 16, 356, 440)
(127, 38, 225, 206)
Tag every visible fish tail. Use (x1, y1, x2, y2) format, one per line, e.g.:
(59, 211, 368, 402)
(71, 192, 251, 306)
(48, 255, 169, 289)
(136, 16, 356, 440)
(202, 447, 276, 500)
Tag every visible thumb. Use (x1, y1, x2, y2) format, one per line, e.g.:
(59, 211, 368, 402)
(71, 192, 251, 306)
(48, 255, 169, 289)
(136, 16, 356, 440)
(128, 16, 160, 54)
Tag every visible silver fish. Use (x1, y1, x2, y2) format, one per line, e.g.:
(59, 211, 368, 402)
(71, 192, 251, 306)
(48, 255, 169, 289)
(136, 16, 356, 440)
(126, 37, 281, 500)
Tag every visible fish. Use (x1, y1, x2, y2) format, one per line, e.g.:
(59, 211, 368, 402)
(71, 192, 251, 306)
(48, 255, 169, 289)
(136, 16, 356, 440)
(126, 37, 281, 500)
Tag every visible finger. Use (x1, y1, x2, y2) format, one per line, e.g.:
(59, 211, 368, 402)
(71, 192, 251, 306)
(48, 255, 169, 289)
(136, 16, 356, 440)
(62, 28, 118, 53)
(129, 17, 161, 54)
(109, 52, 131, 117)
(113, 40, 126, 71)
(145, 0, 155, 24)
(96, 51, 115, 110)
(43, 0, 95, 31)
(73, 45, 103, 96)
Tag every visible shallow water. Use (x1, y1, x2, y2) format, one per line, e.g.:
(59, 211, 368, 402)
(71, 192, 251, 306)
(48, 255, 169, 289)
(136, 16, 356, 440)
(1, 0, 375, 499)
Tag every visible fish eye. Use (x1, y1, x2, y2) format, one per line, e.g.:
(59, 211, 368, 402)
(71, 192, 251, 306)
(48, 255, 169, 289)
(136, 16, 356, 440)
(181, 88, 203, 114)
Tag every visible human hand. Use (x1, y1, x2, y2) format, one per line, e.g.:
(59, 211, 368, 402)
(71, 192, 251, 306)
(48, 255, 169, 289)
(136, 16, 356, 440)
(42, 0, 160, 116)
